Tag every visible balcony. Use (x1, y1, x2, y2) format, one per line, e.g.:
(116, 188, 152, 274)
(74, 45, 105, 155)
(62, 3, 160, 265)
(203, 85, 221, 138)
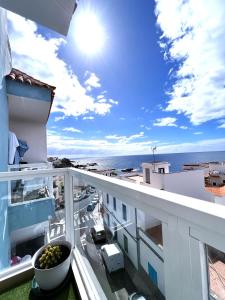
(1, 167, 225, 300)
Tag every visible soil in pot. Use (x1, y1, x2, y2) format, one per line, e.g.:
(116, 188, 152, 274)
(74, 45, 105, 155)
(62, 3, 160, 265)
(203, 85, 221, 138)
(35, 245, 70, 269)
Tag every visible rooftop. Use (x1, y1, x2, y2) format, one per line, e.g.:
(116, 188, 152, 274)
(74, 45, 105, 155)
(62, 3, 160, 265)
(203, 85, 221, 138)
(7, 68, 56, 100)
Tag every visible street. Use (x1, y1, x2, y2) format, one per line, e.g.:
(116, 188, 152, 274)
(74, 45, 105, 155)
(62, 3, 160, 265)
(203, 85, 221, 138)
(51, 190, 141, 299)
(74, 190, 137, 300)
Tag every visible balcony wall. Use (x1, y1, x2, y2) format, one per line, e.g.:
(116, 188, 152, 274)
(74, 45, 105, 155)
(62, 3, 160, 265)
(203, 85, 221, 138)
(8, 197, 55, 232)
(0, 7, 11, 269)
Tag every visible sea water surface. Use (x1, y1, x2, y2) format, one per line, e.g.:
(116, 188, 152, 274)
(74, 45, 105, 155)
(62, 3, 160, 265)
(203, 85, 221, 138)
(74, 151, 225, 173)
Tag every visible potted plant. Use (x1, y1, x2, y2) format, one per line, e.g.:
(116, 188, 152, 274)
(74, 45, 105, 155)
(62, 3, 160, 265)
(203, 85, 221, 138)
(32, 240, 71, 290)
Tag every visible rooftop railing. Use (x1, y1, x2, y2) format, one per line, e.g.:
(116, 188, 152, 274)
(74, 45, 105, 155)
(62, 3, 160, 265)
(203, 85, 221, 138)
(1, 167, 225, 299)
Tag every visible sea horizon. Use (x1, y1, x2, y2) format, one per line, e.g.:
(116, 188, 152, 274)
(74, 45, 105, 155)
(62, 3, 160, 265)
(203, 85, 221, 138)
(55, 150, 225, 173)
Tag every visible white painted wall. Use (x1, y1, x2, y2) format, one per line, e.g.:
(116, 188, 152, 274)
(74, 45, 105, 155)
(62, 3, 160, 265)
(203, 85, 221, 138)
(136, 209, 146, 229)
(142, 162, 170, 185)
(144, 214, 161, 229)
(102, 192, 138, 269)
(142, 173, 164, 190)
(209, 162, 225, 173)
(117, 227, 138, 269)
(214, 196, 225, 206)
(140, 239, 165, 295)
(163, 170, 213, 201)
(103, 192, 137, 238)
(9, 120, 47, 163)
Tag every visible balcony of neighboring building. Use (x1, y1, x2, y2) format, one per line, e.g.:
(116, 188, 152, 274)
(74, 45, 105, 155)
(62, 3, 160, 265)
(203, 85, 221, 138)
(145, 224, 163, 249)
(7, 69, 55, 164)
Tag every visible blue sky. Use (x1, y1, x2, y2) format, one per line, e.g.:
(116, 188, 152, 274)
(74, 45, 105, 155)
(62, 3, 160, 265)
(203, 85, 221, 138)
(7, 0, 225, 157)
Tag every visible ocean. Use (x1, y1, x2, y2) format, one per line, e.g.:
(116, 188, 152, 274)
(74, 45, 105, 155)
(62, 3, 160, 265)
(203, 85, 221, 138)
(74, 151, 225, 173)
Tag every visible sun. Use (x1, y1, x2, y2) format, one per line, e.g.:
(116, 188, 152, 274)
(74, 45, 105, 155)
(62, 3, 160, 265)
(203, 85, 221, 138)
(74, 11, 106, 55)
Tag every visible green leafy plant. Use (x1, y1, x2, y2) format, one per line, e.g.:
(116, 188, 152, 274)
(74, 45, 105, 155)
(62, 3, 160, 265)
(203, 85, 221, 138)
(39, 245, 62, 269)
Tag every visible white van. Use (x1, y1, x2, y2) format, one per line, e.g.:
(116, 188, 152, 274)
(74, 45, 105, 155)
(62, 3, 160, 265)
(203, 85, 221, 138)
(101, 243, 124, 273)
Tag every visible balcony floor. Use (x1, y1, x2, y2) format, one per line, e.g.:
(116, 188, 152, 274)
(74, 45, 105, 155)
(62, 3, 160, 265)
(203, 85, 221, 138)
(0, 274, 79, 300)
(146, 224, 163, 247)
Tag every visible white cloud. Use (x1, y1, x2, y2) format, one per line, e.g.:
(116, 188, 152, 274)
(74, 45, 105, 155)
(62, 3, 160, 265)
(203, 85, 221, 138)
(218, 120, 225, 128)
(63, 127, 82, 133)
(105, 132, 145, 143)
(141, 106, 149, 113)
(157, 137, 225, 154)
(156, 0, 225, 125)
(83, 116, 94, 120)
(120, 117, 125, 120)
(7, 13, 117, 119)
(54, 115, 66, 122)
(105, 135, 122, 140)
(153, 117, 177, 127)
(140, 124, 151, 130)
(180, 125, 188, 130)
(193, 131, 203, 135)
(98, 99, 107, 103)
(47, 130, 225, 157)
(109, 99, 119, 105)
(97, 95, 105, 100)
(84, 72, 101, 91)
(47, 130, 154, 157)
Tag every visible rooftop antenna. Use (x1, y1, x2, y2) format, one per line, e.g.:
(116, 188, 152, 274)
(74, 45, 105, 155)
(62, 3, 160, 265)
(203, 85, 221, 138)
(151, 146, 157, 171)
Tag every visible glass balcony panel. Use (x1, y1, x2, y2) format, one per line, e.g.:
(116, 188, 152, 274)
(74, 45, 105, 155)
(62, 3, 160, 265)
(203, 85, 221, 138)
(0, 174, 65, 274)
(72, 175, 164, 299)
(207, 244, 225, 300)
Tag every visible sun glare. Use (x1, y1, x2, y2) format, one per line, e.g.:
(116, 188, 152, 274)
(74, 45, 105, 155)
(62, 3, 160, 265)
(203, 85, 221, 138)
(74, 11, 106, 55)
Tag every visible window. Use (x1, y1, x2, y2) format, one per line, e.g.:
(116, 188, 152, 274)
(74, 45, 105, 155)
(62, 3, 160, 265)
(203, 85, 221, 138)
(122, 204, 127, 221)
(148, 263, 158, 286)
(113, 222, 117, 240)
(145, 168, 150, 183)
(124, 235, 128, 253)
(113, 197, 116, 211)
(223, 180, 225, 184)
(106, 193, 109, 204)
(213, 182, 216, 186)
(107, 213, 110, 227)
(158, 167, 165, 174)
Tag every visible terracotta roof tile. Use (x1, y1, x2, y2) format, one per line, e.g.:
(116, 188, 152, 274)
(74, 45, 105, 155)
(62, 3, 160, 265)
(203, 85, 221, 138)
(6, 68, 56, 100)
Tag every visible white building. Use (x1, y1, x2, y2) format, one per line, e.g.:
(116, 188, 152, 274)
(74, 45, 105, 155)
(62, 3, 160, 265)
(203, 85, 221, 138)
(142, 161, 213, 201)
(102, 160, 225, 296)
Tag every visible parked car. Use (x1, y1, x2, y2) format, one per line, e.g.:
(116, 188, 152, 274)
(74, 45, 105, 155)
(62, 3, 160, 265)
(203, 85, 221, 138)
(101, 243, 124, 273)
(87, 186, 95, 194)
(91, 199, 98, 205)
(87, 203, 95, 211)
(91, 225, 106, 243)
(128, 293, 148, 300)
(75, 193, 89, 201)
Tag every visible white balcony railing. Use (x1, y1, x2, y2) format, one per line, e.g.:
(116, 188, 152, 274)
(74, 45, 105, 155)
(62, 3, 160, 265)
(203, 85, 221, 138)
(1, 167, 225, 299)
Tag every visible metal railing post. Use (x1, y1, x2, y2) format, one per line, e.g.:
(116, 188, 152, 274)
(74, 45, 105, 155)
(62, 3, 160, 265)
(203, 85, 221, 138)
(64, 170, 74, 247)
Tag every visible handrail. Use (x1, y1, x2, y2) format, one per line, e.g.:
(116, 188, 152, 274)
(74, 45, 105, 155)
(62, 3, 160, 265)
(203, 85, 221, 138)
(0, 167, 68, 181)
(1, 167, 225, 237)
(8, 162, 51, 171)
(68, 167, 225, 238)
